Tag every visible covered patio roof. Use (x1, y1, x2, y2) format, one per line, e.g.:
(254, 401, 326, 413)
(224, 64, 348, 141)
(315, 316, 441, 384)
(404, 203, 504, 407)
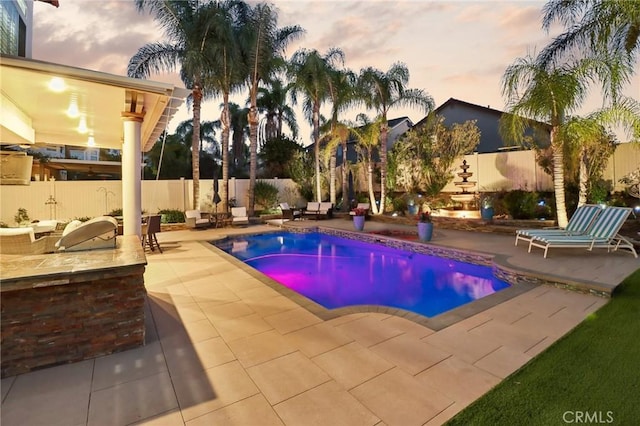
(0, 55, 189, 152)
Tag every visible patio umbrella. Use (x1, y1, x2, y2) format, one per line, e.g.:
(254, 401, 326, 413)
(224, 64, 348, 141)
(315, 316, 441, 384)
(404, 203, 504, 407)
(212, 167, 221, 214)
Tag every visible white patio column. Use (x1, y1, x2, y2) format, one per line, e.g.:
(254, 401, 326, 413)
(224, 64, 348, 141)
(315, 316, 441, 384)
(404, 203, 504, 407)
(121, 112, 144, 237)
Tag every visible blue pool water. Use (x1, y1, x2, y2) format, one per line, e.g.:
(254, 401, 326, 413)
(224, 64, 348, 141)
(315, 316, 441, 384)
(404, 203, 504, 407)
(213, 231, 510, 318)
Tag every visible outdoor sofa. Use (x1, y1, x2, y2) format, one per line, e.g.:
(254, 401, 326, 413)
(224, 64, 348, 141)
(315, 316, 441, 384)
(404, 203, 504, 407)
(303, 202, 333, 220)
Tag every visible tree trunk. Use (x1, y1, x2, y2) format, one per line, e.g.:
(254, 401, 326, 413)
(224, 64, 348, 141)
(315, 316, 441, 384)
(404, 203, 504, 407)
(578, 146, 588, 207)
(313, 102, 321, 202)
(378, 120, 388, 215)
(341, 139, 348, 211)
(329, 153, 336, 205)
(221, 92, 231, 213)
(248, 103, 258, 216)
(551, 127, 569, 227)
(367, 150, 378, 214)
(191, 84, 203, 210)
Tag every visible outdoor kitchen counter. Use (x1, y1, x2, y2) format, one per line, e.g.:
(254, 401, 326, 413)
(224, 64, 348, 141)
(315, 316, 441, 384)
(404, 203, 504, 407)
(0, 235, 146, 289)
(0, 236, 148, 378)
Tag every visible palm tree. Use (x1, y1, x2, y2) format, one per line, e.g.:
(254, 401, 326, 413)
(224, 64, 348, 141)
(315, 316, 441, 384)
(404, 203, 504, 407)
(563, 100, 640, 205)
(174, 119, 220, 161)
(203, 0, 249, 213)
(228, 102, 249, 175)
(500, 53, 632, 227)
(128, 0, 219, 209)
(256, 77, 299, 141)
(241, 3, 303, 215)
(351, 114, 384, 209)
(540, 0, 640, 65)
(288, 47, 345, 202)
(357, 63, 434, 214)
(326, 68, 358, 209)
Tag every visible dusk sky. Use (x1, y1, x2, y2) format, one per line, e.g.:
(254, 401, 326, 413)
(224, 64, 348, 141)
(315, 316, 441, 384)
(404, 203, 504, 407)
(32, 0, 640, 144)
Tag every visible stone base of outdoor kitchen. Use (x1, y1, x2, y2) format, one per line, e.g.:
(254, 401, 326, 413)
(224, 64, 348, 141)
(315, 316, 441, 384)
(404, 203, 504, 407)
(0, 236, 147, 378)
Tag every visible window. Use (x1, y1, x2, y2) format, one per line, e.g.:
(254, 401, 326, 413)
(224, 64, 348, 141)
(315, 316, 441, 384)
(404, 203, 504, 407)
(0, 2, 19, 56)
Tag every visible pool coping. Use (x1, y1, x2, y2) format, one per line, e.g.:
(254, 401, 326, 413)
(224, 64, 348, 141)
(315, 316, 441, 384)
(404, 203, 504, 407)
(203, 227, 548, 331)
(203, 225, 615, 330)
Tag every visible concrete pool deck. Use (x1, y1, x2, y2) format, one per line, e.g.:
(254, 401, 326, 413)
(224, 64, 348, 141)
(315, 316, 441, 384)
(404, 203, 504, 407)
(1, 219, 638, 425)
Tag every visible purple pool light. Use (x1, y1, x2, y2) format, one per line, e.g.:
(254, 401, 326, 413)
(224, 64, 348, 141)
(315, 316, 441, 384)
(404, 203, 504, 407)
(214, 231, 510, 318)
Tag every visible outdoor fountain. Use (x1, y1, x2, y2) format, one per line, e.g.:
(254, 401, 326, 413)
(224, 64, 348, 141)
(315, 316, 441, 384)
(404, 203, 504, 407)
(438, 159, 481, 219)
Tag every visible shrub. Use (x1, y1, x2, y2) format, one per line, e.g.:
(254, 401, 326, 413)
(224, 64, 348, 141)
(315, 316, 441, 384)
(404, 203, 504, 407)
(159, 209, 185, 223)
(392, 196, 407, 213)
(14, 208, 29, 225)
(254, 180, 279, 210)
(107, 208, 147, 217)
(503, 190, 539, 219)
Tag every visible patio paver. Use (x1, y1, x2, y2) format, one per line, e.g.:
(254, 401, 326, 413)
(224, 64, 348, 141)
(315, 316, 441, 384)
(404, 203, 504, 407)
(2, 219, 637, 425)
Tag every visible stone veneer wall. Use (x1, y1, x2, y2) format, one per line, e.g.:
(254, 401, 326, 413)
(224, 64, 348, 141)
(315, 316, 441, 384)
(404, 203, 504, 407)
(1, 265, 146, 378)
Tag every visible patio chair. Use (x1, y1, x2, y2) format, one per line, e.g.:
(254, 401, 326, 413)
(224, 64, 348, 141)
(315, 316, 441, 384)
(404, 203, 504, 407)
(231, 207, 249, 226)
(303, 202, 321, 219)
(515, 204, 602, 246)
(185, 210, 211, 229)
(56, 215, 118, 251)
(527, 206, 637, 258)
(317, 202, 333, 219)
(141, 215, 162, 253)
(279, 203, 301, 221)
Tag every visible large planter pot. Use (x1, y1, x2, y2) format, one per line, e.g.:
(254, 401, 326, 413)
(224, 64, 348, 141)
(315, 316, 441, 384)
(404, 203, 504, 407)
(481, 207, 494, 221)
(407, 204, 419, 215)
(417, 222, 433, 242)
(352, 215, 365, 231)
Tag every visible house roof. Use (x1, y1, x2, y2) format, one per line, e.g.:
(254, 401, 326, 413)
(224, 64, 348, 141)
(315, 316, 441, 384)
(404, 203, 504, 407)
(388, 116, 412, 129)
(0, 55, 189, 152)
(414, 98, 505, 128)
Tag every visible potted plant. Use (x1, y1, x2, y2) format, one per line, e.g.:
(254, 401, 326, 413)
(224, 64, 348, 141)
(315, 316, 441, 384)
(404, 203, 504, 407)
(351, 207, 367, 231)
(416, 210, 433, 242)
(480, 195, 494, 221)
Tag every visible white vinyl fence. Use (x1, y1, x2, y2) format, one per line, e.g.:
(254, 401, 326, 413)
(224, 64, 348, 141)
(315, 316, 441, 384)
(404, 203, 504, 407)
(1, 145, 638, 225)
(0, 178, 303, 225)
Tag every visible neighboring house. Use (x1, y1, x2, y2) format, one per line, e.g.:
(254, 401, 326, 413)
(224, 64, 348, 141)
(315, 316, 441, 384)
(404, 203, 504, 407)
(28, 144, 122, 181)
(0, 0, 32, 58)
(414, 98, 550, 153)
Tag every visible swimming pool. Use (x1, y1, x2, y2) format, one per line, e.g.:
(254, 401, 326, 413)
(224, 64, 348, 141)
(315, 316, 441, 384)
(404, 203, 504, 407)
(214, 231, 510, 318)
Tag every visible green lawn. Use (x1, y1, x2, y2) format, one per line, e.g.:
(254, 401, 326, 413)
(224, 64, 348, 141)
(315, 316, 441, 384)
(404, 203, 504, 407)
(446, 269, 640, 425)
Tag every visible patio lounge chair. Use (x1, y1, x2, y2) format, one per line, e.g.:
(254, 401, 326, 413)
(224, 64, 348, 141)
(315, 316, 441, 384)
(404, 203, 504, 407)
(279, 203, 301, 221)
(527, 206, 637, 258)
(515, 204, 602, 246)
(231, 207, 249, 226)
(56, 215, 118, 251)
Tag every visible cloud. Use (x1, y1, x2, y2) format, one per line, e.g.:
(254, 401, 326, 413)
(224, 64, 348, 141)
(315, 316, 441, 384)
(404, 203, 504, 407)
(33, 0, 159, 73)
